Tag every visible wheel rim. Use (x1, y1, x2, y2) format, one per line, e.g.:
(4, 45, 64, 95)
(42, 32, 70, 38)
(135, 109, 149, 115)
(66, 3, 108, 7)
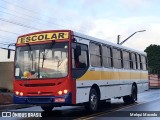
(90, 92, 98, 110)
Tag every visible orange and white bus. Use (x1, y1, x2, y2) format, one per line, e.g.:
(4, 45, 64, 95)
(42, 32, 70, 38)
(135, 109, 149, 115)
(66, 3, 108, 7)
(10, 30, 148, 112)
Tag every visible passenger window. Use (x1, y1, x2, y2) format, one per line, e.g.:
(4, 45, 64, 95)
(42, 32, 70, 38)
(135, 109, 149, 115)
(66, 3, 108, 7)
(136, 54, 141, 69)
(90, 43, 101, 67)
(113, 48, 122, 69)
(141, 55, 147, 70)
(102, 46, 112, 67)
(123, 51, 130, 69)
(131, 53, 136, 70)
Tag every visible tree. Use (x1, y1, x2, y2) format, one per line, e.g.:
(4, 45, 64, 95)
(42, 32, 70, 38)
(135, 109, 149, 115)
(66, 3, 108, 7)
(144, 44, 160, 74)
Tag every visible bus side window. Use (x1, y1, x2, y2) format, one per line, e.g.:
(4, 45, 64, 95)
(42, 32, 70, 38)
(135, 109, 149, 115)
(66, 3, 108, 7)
(74, 50, 87, 68)
(139, 54, 143, 70)
(90, 42, 101, 67)
(136, 54, 140, 69)
(123, 51, 130, 69)
(131, 53, 136, 70)
(141, 55, 147, 70)
(102, 45, 112, 68)
(112, 48, 122, 69)
(72, 42, 89, 79)
(72, 43, 88, 69)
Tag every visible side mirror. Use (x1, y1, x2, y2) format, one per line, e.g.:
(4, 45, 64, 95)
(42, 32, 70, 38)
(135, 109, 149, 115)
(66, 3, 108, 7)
(75, 45, 81, 56)
(8, 49, 11, 59)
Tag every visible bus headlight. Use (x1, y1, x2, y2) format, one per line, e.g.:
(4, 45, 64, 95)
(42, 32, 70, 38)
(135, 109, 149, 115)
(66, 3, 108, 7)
(58, 89, 68, 95)
(64, 89, 68, 94)
(20, 92, 23, 96)
(15, 91, 19, 95)
(58, 91, 62, 95)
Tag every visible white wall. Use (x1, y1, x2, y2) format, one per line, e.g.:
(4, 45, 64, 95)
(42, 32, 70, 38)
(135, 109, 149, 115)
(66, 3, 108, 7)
(0, 48, 15, 62)
(0, 62, 14, 91)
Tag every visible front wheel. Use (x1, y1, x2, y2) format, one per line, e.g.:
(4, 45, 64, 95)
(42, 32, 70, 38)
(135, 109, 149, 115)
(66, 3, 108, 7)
(84, 88, 99, 112)
(41, 106, 54, 111)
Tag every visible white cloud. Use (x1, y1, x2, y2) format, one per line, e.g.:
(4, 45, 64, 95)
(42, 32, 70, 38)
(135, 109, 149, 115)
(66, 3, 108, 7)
(81, 16, 160, 51)
(120, 0, 151, 10)
(0, 0, 159, 52)
(82, 0, 107, 6)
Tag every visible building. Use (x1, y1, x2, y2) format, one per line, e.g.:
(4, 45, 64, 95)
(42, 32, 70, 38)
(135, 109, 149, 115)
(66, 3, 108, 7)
(0, 48, 15, 92)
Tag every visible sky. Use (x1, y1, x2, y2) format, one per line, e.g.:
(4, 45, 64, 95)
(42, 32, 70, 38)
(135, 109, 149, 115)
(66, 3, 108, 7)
(0, 0, 160, 51)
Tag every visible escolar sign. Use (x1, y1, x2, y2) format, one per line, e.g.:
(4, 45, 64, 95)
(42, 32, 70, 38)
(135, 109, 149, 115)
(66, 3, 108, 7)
(17, 32, 69, 44)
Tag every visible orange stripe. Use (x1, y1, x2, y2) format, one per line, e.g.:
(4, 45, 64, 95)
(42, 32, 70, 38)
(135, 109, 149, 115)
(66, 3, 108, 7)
(77, 71, 148, 81)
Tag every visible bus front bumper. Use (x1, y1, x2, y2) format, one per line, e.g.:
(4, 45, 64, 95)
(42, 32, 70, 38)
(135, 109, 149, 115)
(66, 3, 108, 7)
(13, 93, 72, 105)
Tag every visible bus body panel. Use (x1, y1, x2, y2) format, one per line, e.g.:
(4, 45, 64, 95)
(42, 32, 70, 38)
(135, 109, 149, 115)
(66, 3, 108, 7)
(76, 68, 148, 103)
(14, 30, 76, 105)
(73, 33, 148, 104)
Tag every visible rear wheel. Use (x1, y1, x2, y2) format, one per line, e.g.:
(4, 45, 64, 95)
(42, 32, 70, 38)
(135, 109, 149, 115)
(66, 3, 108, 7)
(84, 88, 99, 112)
(41, 106, 54, 111)
(123, 85, 137, 104)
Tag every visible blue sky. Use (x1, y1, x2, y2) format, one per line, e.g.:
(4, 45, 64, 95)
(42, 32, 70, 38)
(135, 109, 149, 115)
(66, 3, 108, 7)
(0, 0, 160, 51)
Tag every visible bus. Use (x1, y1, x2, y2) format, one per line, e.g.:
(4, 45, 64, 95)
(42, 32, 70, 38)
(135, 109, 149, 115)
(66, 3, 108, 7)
(9, 30, 148, 112)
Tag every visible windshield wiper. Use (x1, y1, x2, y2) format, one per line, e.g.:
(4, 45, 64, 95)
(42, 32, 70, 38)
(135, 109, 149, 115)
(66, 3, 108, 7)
(40, 41, 55, 68)
(40, 50, 46, 68)
(26, 43, 34, 70)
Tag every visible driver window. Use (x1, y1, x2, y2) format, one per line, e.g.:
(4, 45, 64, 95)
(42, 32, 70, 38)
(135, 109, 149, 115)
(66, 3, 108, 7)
(72, 43, 88, 69)
(72, 42, 89, 79)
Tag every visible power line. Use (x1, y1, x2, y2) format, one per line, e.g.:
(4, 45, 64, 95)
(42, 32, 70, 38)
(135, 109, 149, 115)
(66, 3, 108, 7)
(0, 37, 15, 44)
(1, 0, 64, 22)
(0, 29, 20, 35)
(0, 40, 14, 44)
(0, 10, 61, 29)
(0, 5, 68, 29)
(0, 42, 11, 45)
(0, 1, 90, 33)
(0, 18, 41, 30)
(0, 1, 113, 40)
(0, 35, 16, 40)
(1, 0, 80, 27)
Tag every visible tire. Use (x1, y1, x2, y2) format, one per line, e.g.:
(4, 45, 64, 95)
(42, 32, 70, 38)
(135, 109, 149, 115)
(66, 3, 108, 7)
(84, 88, 99, 112)
(123, 85, 137, 104)
(41, 106, 54, 111)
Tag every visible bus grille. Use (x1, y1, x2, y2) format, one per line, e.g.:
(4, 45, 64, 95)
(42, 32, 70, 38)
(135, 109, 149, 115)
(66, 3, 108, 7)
(27, 92, 54, 96)
(25, 83, 55, 87)
(27, 98, 52, 103)
(20, 83, 56, 87)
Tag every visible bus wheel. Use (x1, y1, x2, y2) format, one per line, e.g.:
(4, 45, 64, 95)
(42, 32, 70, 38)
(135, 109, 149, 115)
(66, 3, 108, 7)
(41, 106, 54, 111)
(123, 85, 137, 104)
(85, 88, 99, 112)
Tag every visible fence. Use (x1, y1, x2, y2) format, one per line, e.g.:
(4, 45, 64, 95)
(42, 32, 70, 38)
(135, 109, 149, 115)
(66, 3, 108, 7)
(149, 74, 160, 88)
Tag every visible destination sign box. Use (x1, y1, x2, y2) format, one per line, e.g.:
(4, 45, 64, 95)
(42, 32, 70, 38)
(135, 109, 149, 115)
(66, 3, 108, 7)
(17, 32, 69, 44)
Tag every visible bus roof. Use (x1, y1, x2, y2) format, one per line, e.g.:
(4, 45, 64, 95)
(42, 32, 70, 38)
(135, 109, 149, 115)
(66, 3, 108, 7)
(73, 31, 146, 55)
(16, 30, 146, 55)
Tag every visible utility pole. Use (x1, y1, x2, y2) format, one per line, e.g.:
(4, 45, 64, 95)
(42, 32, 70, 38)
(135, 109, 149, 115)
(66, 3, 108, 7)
(117, 35, 120, 44)
(117, 30, 146, 45)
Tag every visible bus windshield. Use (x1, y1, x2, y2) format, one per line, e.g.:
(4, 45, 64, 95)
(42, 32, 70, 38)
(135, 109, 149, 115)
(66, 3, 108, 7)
(15, 42, 68, 79)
